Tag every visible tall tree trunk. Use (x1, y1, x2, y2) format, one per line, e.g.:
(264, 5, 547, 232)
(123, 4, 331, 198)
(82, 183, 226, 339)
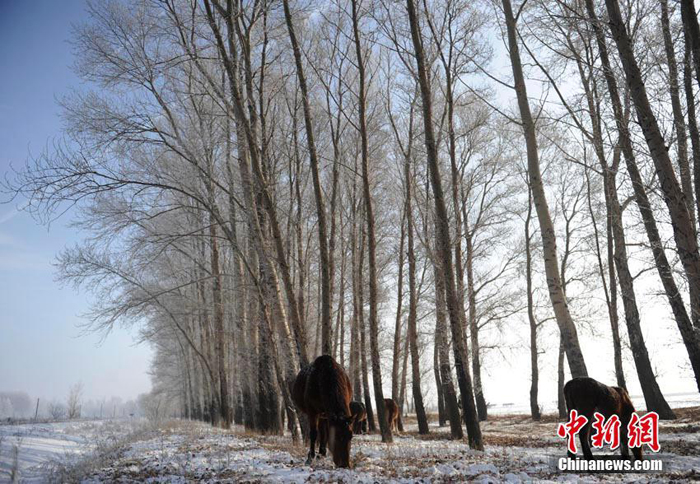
(255, 205, 284, 434)
(525, 186, 541, 421)
(327, 81, 343, 364)
(350, 189, 363, 400)
(203, 0, 309, 366)
(398, 325, 410, 432)
(392, 215, 406, 402)
(557, 338, 566, 419)
(591, 0, 700, 395)
(334, 231, 347, 364)
(245, 238, 260, 430)
(501, 0, 588, 379)
(434, 335, 446, 426)
(683, 16, 700, 227)
(282, 0, 332, 355)
(405, 0, 482, 449)
(244, 229, 259, 430)
(195, 254, 220, 426)
(607, 0, 700, 343)
(569, 44, 627, 389)
(255, 18, 300, 436)
(405, 153, 429, 434)
(466, 230, 487, 421)
(188, 323, 202, 421)
(236, 253, 254, 428)
(606, 153, 676, 419)
(358, 222, 376, 432)
(661, 0, 695, 226)
(360, 298, 376, 432)
(351, 0, 391, 443)
(681, 0, 700, 98)
(292, 115, 307, 361)
(433, 257, 464, 438)
(209, 221, 231, 428)
(440, 36, 481, 423)
(584, 155, 626, 389)
(606, 208, 626, 390)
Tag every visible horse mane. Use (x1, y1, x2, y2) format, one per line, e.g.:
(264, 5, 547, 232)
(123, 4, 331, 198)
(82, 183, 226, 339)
(611, 386, 636, 413)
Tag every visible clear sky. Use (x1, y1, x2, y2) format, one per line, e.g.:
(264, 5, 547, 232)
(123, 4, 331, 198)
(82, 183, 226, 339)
(0, 0, 152, 403)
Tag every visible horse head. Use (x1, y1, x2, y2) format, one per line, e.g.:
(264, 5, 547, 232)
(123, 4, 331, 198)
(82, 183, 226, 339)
(327, 413, 355, 468)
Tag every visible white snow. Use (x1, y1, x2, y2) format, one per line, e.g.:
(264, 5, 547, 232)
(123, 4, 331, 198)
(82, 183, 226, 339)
(2, 412, 698, 482)
(78, 415, 699, 483)
(0, 419, 141, 482)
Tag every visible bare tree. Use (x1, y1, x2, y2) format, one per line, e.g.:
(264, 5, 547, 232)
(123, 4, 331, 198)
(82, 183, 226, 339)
(67, 382, 83, 420)
(282, 0, 333, 355)
(606, 0, 700, 349)
(405, 0, 482, 449)
(499, 0, 587, 379)
(351, 0, 392, 443)
(48, 401, 66, 420)
(524, 183, 541, 421)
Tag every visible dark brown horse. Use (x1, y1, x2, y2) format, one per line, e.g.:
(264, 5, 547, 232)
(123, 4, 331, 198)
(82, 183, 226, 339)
(384, 398, 401, 432)
(349, 401, 367, 434)
(564, 377, 642, 461)
(292, 355, 355, 467)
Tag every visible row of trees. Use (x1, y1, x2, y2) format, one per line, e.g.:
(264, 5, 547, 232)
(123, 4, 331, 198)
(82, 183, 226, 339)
(6, 0, 700, 449)
(0, 386, 137, 421)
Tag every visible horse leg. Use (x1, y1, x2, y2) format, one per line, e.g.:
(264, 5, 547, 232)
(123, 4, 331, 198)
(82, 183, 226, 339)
(620, 418, 631, 460)
(306, 414, 318, 465)
(318, 419, 328, 457)
(579, 412, 594, 460)
(566, 418, 575, 459)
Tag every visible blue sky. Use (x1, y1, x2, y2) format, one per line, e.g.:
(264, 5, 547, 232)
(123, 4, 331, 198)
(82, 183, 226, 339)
(0, 0, 697, 413)
(0, 0, 152, 402)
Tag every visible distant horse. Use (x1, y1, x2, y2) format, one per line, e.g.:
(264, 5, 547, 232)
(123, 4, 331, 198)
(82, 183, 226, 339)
(292, 355, 355, 467)
(350, 401, 367, 434)
(384, 398, 401, 432)
(563, 377, 642, 461)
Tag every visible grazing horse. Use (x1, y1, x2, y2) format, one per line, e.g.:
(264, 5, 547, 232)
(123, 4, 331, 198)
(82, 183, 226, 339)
(350, 401, 367, 434)
(563, 377, 642, 461)
(292, 355, 355, 467)
(384, 398, 401, 432)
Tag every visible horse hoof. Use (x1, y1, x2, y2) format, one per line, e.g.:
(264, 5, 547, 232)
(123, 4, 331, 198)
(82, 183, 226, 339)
(305, 457, 313, 465)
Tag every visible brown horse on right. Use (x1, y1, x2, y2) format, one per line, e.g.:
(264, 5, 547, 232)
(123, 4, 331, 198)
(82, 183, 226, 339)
(563, 377, 643, 461)
(350, 401, 367, 434)
(292, 355, 355, 468)
(384, 398, 401, 432)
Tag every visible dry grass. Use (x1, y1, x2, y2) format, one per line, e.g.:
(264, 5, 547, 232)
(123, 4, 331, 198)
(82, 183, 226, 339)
(673, 406, 700, 421)
(46, 422, 151, 483)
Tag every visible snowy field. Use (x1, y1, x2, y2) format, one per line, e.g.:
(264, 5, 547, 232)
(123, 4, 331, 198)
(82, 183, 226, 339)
(1, 408, 698, 482)
(0, 419, 144, 482)
(73, 408, 700, 483)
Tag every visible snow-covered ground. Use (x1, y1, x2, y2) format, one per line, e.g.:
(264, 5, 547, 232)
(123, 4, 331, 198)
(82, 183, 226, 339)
(0, 419, 143, 482)
(71, 408, 700, 483)
(1, 409, 697, 482)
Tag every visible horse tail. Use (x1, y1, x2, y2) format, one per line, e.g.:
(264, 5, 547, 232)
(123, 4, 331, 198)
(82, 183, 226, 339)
(563, 380, 574, 417)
